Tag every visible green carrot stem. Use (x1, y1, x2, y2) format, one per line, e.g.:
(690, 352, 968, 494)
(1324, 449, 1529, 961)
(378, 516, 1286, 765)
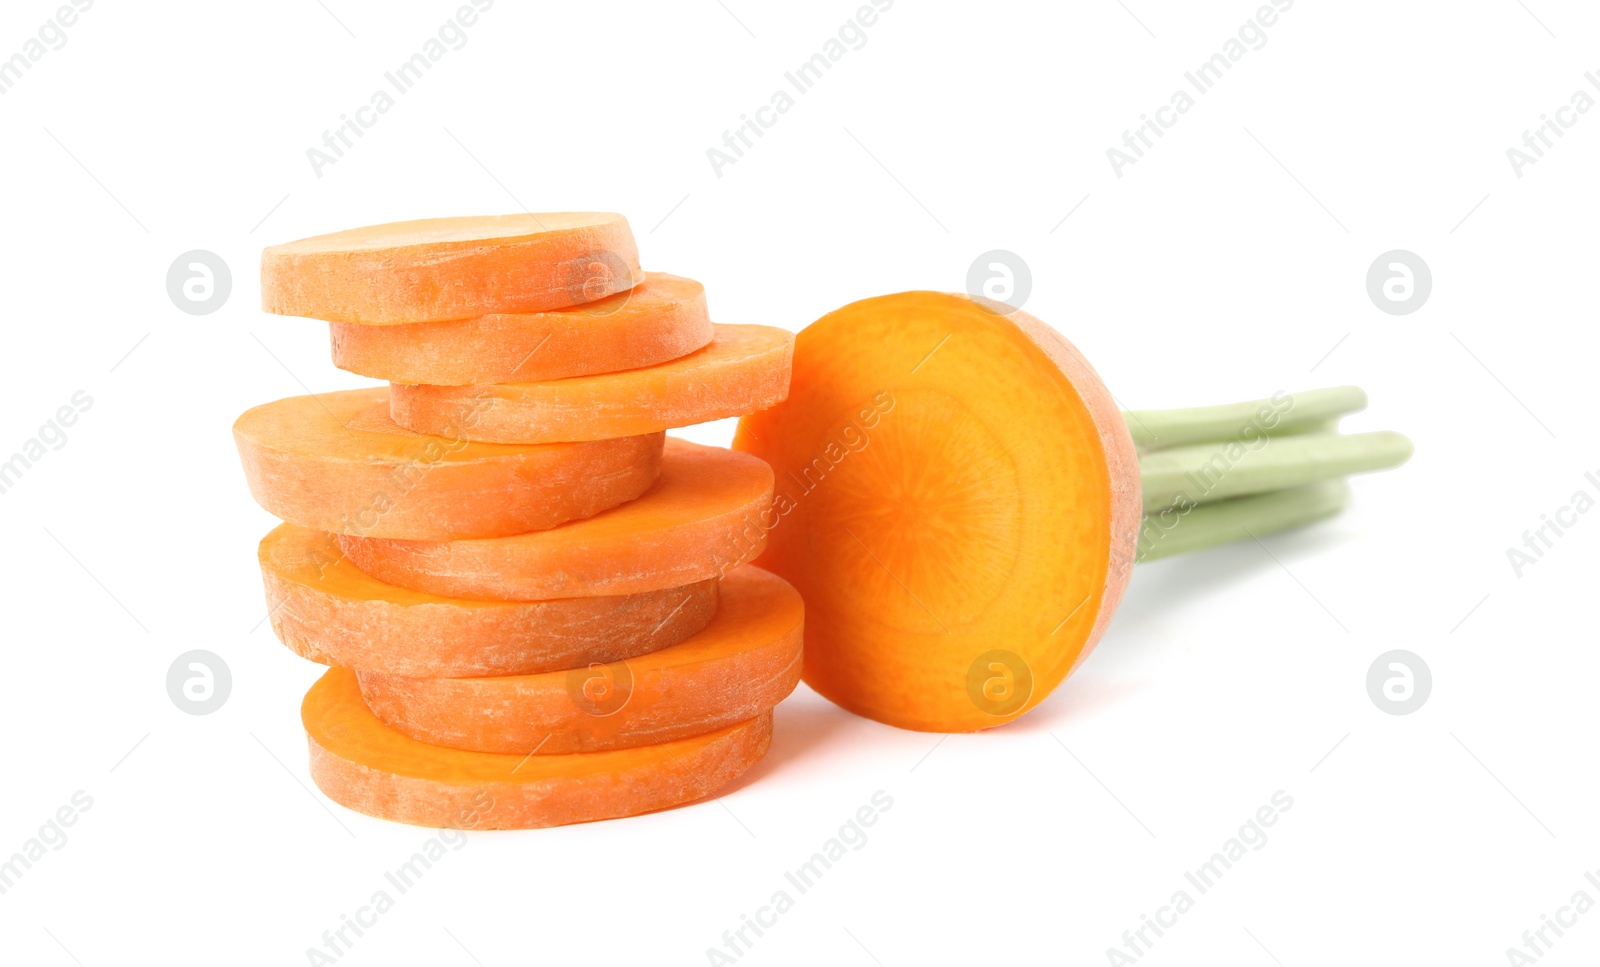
(1138, 430, 1413, 513)
(1123, 386, 1368, 452)
(1135, 481, 1350, 563)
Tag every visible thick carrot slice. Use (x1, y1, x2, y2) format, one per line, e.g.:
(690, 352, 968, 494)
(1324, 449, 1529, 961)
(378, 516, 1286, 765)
(259, 524, 718, 677)
(261, 213, 642, 324)
(330, 273, 714, 386)
(387, 324, 794, 444)
(304, 668, 771, 830)
(734, 292, 1140, 733)
(233, 387, 662, 540)
(339, 439, 774, 600)
(357, 566, 803, 754)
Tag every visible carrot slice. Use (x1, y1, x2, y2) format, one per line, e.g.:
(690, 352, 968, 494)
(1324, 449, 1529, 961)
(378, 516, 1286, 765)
(357, 566, 803, 754)
(259, 524, 718, 678)
(330, 273, 714, 386)
(304, 668, 771, 830)
(734, 292, 1140, 733)
(339, 439, 774, 600)
(233, 387, 662, 540)
(261, 213, 642, 324)
(388, 324, 795, 444)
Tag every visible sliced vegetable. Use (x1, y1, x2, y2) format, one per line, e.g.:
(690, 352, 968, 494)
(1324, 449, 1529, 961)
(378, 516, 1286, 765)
(330, 272, 714, 386)
(357, 566, 803, 754)
(735, 291, 1138, 732)
(734, 292, 1410, 733)
(259, 524, 718, 678)
(388, 324, 794, 444)
(261, 213, 642, 324)
(234, 388, 663, 540)
(305, 668, 771, 830)
(339, 439, 774, 600)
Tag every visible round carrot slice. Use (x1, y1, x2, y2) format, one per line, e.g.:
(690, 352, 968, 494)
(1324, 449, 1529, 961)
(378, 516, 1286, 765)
(357, 566, 803, 754)
(261, 213, 642, 324)
(233, 387, 662, 540)
(259, 524, 718, 678)
(330, 273, 714, 386)
(387, 324, 794, 444)
(339, 439, 774, 600)
(734, 292, 1140, 733)
(304, 668, 771, 830)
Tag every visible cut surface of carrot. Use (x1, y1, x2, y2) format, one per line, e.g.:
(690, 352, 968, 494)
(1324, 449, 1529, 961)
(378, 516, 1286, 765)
(734, 292, 1140, 733)
(388, 324, 795, 444)
(330, 273, 714, 386)
(305, 668, 771, 830)
(357, 566, 803, 754)
(339, 439, 774, 600)
(261, 213, 642, 324)
(259, 524, 718, 678)
(233, 387, 663, 540)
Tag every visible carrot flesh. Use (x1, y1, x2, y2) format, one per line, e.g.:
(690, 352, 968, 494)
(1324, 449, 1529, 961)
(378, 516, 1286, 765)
(330, 273, 714, 386)
(261, 213, 642, 324)
(357, 566, 803, 754)
(388, 324, 795, 444)
(233, 387, 663, 540)
(340, 438, 774, 601)
(259, 524, 718, 678)
(733, 292, 1140, 733)
(304, 668, 771, 830)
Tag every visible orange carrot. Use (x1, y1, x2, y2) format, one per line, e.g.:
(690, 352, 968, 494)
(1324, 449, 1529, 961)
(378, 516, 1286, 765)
(233, 388, 662, 540)
(339, 439, 774, 601)
(261, 213, 642, 324)
(259, 525, 718, 678)
(305, 668, 771, 829)
(734, 292, 1140, 732)
(357, 566, 803, 754)
(330, 273, 714, 386)
(388, 324, 794, 444)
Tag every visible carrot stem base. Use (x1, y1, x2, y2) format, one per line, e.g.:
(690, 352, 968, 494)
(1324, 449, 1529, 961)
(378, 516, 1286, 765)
(1125, 387, 1410, 562)
(1135, 481, 1351, 563)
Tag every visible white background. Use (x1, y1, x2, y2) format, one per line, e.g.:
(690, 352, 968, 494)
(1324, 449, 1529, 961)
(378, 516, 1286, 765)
(1, 1, 1596, 964)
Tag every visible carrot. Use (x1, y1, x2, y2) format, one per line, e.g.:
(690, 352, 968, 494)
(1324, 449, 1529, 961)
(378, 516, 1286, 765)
(330, 273, 714, 386)
(233, 387, 663, 540)
(304, 668, 771, 830)
(388, 324, 794, 444)
(261, 213, 642, 324)
(357, 566, 803, 754)
(259, 524, 718, 678)
(734, 291, 1410, 733)
(339, 438, 774, 601)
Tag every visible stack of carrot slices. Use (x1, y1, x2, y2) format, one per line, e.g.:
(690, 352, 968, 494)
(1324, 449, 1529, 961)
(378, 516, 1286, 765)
(235, 213, 800, 830)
